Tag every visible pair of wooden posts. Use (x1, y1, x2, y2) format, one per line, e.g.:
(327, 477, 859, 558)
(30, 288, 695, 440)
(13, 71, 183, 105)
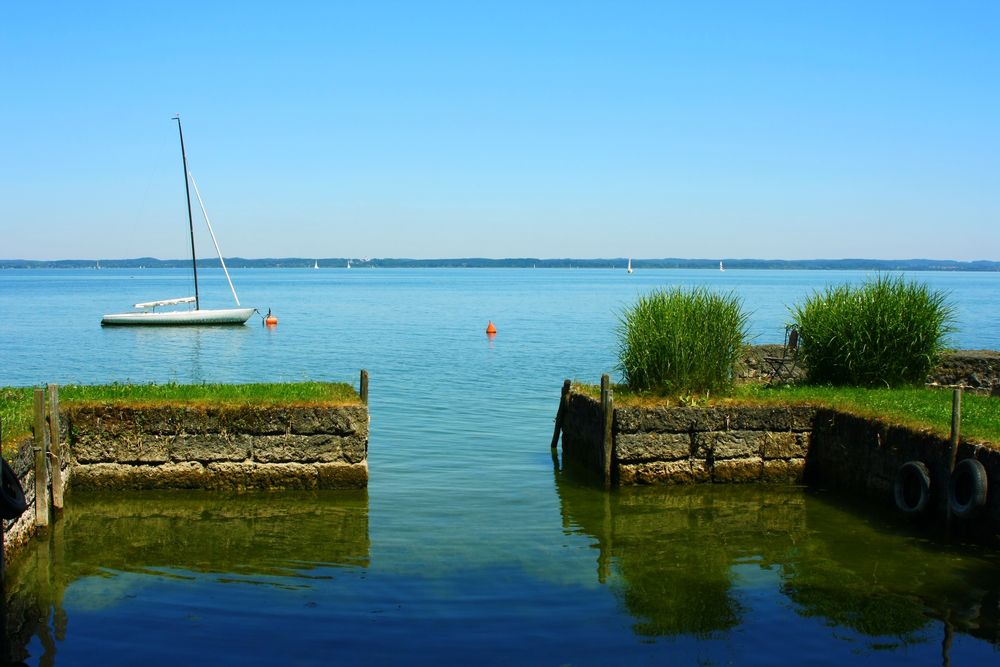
(31, 384, 66, 527)
(551, 374, 614, 487)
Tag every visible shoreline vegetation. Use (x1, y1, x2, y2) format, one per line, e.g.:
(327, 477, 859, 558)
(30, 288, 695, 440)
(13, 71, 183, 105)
(2, 257, 999, 271)
(1, 382, 360, 455)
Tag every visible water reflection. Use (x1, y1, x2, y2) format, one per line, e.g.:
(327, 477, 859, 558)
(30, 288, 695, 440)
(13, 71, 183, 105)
(553, 469, 1000, 650)
(2, 490, 369, 665)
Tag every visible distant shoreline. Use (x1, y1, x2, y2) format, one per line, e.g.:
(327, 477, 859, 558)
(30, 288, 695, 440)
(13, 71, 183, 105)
(2, 257, 999, 271)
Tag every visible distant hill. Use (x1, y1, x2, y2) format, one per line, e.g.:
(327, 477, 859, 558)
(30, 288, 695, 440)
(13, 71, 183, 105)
(1, 257, 998, 271)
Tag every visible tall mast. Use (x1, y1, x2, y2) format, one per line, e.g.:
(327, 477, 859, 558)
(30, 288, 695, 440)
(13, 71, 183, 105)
(174, 115, 200, 310)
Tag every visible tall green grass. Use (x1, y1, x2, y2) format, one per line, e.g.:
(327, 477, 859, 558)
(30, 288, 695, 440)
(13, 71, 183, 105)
(791, 275, 954, 387)
(617, 286, 749, 395)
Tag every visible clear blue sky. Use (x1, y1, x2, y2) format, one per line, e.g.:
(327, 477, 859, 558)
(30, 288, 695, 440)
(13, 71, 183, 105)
(2, 1, 998, 261)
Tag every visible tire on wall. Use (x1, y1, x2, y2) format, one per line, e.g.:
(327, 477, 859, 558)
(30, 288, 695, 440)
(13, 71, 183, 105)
(948, 458, 988, 518)
(0, 458, 28, 520)
(894, 461, 931, 514)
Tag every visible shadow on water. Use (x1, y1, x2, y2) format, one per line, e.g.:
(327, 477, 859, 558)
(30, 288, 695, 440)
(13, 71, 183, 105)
(553, 465, 1000, 652)
(2, 489, 369, 665)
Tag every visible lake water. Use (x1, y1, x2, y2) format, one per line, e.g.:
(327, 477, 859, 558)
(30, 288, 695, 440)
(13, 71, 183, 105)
(2, 268, 1000, 665)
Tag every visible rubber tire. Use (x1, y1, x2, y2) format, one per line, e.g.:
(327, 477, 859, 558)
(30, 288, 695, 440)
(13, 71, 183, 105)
(0, 458, 28, 520)
(948, 458, 988, 518)
(894, 461, 931, 514)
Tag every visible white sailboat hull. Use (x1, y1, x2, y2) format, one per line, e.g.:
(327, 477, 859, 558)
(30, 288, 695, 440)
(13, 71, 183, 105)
(101, 307, 255, 326)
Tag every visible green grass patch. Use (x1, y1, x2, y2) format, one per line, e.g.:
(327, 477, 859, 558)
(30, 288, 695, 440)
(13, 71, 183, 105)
(1, 382, 360, 456)
(574, 382, 1000, 446)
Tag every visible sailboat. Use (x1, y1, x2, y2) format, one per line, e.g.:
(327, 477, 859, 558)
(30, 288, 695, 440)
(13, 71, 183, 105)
(719, 261, 725, 272)
(627, 258, 633, 274)
(101, 116, 255, 326)
(314, 260, 319, 269)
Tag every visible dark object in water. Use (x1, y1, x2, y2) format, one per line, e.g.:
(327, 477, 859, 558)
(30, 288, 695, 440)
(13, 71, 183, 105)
(0, 458, 27, 520)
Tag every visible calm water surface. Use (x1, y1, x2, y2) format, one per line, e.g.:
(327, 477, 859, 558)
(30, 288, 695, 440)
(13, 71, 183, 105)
(2, 268, 1000, 665)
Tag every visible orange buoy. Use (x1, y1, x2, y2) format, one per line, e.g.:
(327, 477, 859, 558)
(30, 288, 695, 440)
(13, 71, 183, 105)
(486, 321, 497, 334)
(265, 315, 278, 326)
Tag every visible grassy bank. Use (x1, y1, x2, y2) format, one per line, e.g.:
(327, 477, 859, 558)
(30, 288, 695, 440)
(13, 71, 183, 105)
(1, 382, 361, 455)
(576, 383, 1000, 446)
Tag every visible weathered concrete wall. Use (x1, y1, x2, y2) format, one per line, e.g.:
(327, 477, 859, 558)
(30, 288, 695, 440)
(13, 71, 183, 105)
(65, 403, 369, 491)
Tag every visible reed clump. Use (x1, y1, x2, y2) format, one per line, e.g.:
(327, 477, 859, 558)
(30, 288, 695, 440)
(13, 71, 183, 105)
(617, 286, 748, 395)
(791, 275, 955, 387)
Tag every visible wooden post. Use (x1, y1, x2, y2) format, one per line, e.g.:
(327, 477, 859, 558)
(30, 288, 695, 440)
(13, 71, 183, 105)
(948, 387, 962, 473)
(600, 374, 614, 488)
(550, 379, 571, 451)
(48, 384, 64, 512)
(946, 387, 962, 527)
(359, 369, 369, 405)
(33, 388, 48, 528)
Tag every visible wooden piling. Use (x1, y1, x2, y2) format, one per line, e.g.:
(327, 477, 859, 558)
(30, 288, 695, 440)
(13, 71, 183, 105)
(600, 374, 614, 488)
(33, 388, 48, 528)
(360, 369, 369, 405)
(946, 387, 963, 527)
(948, 387, 962, 473)
(48, 384, 64, 511)
(550, 379, 571, 451)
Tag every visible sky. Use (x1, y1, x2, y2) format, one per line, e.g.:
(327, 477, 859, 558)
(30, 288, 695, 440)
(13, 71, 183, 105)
(2, 1, 998, 261)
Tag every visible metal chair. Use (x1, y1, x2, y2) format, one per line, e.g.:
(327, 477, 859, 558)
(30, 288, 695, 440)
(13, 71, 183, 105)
(763, 327, 800, 384)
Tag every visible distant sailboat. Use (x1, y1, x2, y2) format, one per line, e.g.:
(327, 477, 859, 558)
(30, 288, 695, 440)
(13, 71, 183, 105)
(627, 258, 633, 274)
(720, 261, 725, 272)
(314, 260, 319, 269)
(346, 259, 351, 269)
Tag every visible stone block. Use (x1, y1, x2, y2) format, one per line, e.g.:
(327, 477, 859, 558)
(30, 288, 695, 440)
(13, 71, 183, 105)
(713, 457, 763, 482)
(618, 459, 709, 485)
(762, 458, 806, 483)
(205, 462, 318, 490)
(762, 432, 806, 459)
(290, 406, 368, 435)
(316, 462, 368, 489)
(170, 434, 251, 463)
(251, 434, 367, 464)
(616, 432, 691, 463)
(72, 433, 170, 464)
(70, 462, 207, 490)
(727, 407, 791, 431)
(218, 407, 290, 435)
(693, 431, 765, 459)
(788, 406, 818, 431)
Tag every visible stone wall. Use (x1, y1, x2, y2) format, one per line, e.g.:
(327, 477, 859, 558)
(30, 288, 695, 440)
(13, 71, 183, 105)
(807, 410, 1000, 526)
(561, 392, 815, 485)
(739, 347, 1000, 392)
(927, 350, 1000, 392)
(65, 403, 368, 491)
(558, 388, 1000, 539)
